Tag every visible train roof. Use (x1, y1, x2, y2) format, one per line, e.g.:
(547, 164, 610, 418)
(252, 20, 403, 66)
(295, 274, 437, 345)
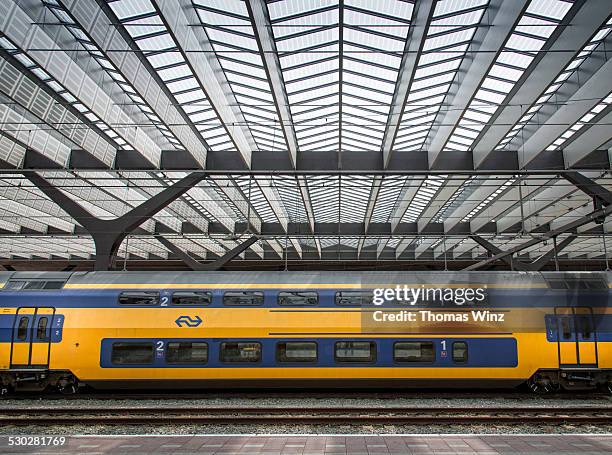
(0, 271, 610, 289)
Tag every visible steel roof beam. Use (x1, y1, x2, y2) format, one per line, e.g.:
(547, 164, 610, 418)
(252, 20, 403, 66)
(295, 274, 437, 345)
(154, 0, 255, 167)
(518, 58, 612, 168)
(465, 202, 612, 270)
(428, 0, 528, 166)
(246, 0, 297, 167)
(157, 234, 258, 271)
(473, 0, 612, 169)
(564, 110, 612, 168)
(381, 0, 434, 169)
(1, 0, 163, 167)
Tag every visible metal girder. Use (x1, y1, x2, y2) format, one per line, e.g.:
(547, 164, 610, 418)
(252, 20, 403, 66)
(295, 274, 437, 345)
(70, 0, 209, 167)
(471, 234, 576, 271)
(381, 0, 434, 168)
(473, 0, 612, 168)
(519, 58, 612, 168)
(1, 0, 163, 167)
(246, 0, 297, 167)
(563, 171, 612, 206)
(465, 198, 612, 270)
(157, 235, 258, 271)
(564, 110, 612, 168)
(154, 0, 255, 166)
(26, 172, 206, 270)
(428, 0, 528, 166)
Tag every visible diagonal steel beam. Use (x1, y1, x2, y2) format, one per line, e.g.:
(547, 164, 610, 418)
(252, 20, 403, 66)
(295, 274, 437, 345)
(428, 0, 528, 165)
(154, 0, 255, 167)
(473, 0, 612, 168)
(246, 0, 298, 167)
(465, 204, 612, 270)
(563, 171, 612, 206)
(381, 0, 434, 169)
(157, 235, 258, 271)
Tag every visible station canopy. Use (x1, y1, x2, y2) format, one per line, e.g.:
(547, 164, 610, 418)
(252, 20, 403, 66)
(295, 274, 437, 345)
(0, 0, 611, 268)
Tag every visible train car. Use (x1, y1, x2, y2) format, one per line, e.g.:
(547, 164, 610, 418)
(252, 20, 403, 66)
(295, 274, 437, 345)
(0, 270, 611, 394)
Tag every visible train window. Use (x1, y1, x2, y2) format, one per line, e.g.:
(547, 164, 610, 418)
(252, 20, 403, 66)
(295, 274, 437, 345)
(452, 342, 468, 363)
(277, 291, 318, 306)
(560, 317, 572, 340)
(394, 341, 435, 362)
(16, 317, 28, 341)
(118, 291, 160, 306)
(166, 342, 208, 364)
(111, 343, 154, 365)
(220, 342, 261, 363)
(36, 317, 49, 341)
(334, 341, 376, 363)
(335, 291, 374, 306)
(171, 291, 212, 306)
(277, 342, 317, 362)
(223, 291, 264, 306)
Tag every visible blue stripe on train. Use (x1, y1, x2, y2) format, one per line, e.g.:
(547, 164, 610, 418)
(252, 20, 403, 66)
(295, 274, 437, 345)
(0, 288, 610, 308)
(99, 337, 518, 369)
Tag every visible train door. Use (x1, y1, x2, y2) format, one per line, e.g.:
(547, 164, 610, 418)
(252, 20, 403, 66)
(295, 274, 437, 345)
(554, 307, 598, 367)
(10, 307, 56, 368)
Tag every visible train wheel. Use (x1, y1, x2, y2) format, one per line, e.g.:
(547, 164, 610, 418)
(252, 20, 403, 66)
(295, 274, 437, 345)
(527, 374, 558, 394)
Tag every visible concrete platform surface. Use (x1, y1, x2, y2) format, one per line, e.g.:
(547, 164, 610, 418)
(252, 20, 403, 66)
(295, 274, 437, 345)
(0, 434, 611, 454)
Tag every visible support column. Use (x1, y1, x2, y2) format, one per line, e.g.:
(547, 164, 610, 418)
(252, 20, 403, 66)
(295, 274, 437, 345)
(26, 172, 206, 270)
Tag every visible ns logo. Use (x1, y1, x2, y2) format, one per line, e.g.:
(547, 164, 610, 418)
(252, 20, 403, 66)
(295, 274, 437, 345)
(175, 315, 202, 327)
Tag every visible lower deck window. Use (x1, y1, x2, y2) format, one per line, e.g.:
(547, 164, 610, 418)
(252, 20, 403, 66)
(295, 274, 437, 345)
(453, 341, 468, 363)
(111, 343, 153, 365)
(220, 342, 261, 363)
(394, 341, 435, 362)
(277, 342, 317, 362)
(335, 341, 376, 362)
(166, 342, 208, 364)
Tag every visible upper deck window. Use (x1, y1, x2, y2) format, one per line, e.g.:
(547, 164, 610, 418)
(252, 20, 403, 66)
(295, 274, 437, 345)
(118, 291, 160, 306)
(171, 291, 212, 306)
(335, 291, 374, 306)
(4, 280, 65, 290)
(223, 291, 264, 306)
(277, 291, 318, 306)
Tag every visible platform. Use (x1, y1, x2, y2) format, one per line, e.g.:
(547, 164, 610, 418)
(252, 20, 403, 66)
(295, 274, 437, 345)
(1, 434, 611, 454)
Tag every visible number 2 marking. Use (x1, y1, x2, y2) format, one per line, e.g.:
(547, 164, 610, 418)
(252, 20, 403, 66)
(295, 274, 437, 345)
(156, 341, 164, 351)
(161, 296, 169, 306)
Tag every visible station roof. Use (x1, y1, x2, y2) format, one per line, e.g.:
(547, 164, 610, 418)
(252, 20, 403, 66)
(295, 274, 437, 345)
(0, 0, 611, 268)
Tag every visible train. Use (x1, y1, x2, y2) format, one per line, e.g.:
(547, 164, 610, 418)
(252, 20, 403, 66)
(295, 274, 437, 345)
(0, 270, 611, 394)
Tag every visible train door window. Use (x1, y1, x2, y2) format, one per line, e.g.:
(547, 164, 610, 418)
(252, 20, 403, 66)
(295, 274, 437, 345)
(277, 342, 317, 362)
(111, 342, 154, 365)
(16, 317, 28, 340)
(560, 317, 572, 340)
(278, 292, 318, 306)
(394, 341, 435, 362)
(579, 316, 592, 339)
(220, 342, 261, 363)
(452, 341, 468, 363)
(166, 342, 208, 364)
(335, 341, 376, 363)
(118, 291, 160, 306)
(171, 291, 212, 306)
(335, 291, 374, 306)
(36, 317, 49, 341)
(223, 291, 264, 306)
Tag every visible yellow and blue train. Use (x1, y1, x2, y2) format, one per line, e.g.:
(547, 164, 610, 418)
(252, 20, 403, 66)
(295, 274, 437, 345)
(1, 270, 611, 393)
